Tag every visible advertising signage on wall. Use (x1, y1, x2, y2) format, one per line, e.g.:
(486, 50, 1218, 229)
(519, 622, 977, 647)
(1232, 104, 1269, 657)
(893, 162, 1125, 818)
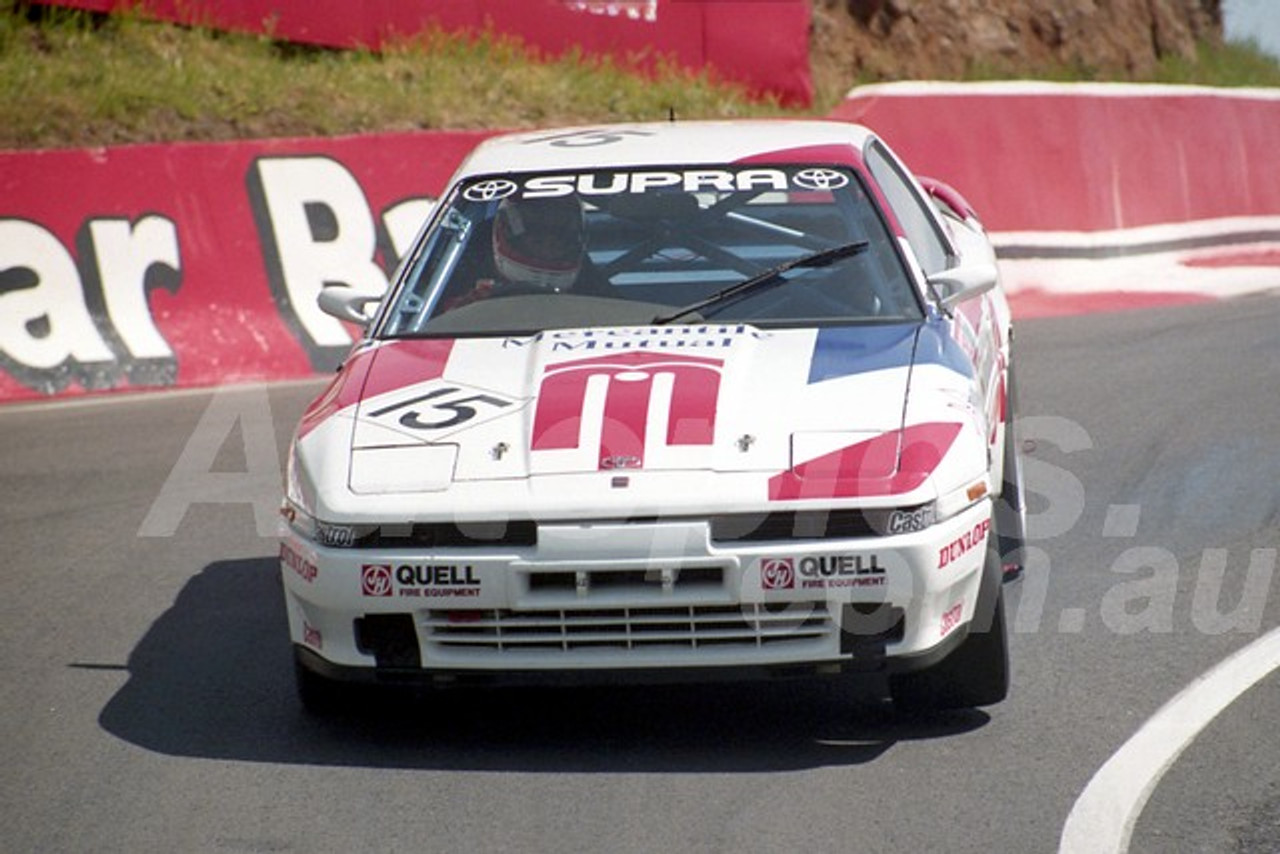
(3, 84, 1278, 402)
(0, 131, 493, 401)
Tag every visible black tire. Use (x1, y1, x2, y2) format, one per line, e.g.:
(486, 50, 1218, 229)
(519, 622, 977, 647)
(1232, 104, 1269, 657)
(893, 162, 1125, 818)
(889, 548, 1011, 712)
(994, 361, 1027, 581)
(294, 656, 356, 715)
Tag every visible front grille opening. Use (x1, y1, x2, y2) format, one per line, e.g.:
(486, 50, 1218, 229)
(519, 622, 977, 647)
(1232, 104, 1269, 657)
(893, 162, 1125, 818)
(354, 613, 421, 668)
(566, 619, 627, 635)
(424, 602, 834, 654)
(591, 570, 650, 590)
(528, 572, 576, 592)
(677, 566, 723, 586)
(523, 566, 726, 596)
(711, 510, 876, 542)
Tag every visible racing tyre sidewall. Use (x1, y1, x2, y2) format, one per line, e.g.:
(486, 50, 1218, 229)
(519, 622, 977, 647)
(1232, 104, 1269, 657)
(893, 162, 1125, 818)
(994, 362, 1027, 581)
(890, 541, 1011, 713)
(294, 655, 356, 716)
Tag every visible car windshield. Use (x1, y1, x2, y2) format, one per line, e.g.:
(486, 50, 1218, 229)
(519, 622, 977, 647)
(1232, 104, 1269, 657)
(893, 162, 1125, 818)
(378, 164, 923, 338)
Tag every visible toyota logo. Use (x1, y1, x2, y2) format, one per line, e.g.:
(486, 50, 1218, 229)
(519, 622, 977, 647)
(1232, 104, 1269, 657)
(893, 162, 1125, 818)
(600, 454, 642, 470)
(793, 168, 849, 191)
(462, 179, 519, 202)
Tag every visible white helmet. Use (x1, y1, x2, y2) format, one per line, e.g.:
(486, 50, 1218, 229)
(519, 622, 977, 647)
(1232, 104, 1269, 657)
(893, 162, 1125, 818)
(492, 195, 586, 291)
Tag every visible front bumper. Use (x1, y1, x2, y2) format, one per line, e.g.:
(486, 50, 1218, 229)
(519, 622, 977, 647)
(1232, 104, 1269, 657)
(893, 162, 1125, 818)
(280, 501, 994, 684)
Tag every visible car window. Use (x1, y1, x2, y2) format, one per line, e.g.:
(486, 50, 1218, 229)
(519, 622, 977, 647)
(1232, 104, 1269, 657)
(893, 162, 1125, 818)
(379, 164, 924, 338)
(864, 141, 953, 276)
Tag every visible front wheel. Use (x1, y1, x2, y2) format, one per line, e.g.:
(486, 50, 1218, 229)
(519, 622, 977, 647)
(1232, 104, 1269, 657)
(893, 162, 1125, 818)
(889, 548, 1010, 712)
(994, 363, 1027, 581)
(294, 656, 356, 715)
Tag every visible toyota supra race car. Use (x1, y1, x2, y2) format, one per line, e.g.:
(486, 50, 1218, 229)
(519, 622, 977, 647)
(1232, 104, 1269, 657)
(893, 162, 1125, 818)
(280, 120, 1026, 714)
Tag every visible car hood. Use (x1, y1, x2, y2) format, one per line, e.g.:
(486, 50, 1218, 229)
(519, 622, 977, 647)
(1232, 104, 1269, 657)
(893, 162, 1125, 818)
(334, 324, 962, 495)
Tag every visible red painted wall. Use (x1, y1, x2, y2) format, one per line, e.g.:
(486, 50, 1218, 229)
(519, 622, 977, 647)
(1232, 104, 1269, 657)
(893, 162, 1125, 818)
(3, 84, 1278, 402)
(831, 82, 1280, 232)
(0, 131, 493, 401)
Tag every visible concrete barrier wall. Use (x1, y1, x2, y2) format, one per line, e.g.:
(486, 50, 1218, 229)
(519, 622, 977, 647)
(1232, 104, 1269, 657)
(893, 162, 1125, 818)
(33, 0, 813, 106)
(0, 131, 493, 402)
(2, 83, 1278, 402)
(832, 82, 1280, 314)
(831, 81, 1280, 232)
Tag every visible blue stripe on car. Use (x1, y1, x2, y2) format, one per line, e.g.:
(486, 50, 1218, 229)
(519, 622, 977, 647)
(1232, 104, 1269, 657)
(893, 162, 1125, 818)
(808, 320, 973, 384)
(914, 318, 976, 378)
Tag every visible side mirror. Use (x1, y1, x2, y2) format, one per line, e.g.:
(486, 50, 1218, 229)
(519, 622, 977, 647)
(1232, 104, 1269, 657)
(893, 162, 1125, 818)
(927, 263, 998, 313)
(317, 287, 381, 326)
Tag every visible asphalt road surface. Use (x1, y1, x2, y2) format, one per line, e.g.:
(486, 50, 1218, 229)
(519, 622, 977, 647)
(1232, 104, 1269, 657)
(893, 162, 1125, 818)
(3, 295, 1279, 854)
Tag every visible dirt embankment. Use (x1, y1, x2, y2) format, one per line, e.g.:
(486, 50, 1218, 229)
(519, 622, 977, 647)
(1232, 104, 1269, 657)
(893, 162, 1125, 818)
(811, 0, 1223, 93)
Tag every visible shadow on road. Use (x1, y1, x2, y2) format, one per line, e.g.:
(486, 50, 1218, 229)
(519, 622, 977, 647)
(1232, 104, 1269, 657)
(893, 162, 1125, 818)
(95, 557, 988, 772)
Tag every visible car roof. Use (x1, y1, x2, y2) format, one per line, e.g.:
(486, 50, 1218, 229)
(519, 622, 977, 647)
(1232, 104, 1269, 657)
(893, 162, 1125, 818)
(455, 120, 879, 176)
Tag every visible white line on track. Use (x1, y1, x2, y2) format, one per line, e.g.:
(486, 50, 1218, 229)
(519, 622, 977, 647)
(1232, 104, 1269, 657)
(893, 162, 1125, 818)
(0, 377, 328, 415)
(1059, 625, 1280, 853)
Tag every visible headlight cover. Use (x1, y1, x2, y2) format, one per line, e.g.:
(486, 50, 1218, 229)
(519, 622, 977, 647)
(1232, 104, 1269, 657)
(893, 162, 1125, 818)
(282, 440, 376, 547)
(281, 499, 377, 548)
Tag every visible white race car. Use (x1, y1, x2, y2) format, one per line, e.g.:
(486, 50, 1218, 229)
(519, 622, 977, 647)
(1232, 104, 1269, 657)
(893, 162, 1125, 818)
(280, 120, 1025, 713)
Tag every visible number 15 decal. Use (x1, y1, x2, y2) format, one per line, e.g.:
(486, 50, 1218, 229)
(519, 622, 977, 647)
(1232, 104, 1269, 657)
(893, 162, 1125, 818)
(369, 384, 513, 431)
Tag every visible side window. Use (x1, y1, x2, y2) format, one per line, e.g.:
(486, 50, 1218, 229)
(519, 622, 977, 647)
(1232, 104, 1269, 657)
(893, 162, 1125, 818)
(865, 141, 953, 275)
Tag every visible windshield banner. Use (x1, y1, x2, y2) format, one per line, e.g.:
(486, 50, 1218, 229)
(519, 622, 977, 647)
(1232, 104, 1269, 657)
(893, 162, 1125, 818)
(461, 167, 851, 200)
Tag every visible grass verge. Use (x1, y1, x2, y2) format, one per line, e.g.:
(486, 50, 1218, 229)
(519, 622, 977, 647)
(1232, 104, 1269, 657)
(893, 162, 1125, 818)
(2, 2, 1278, 151)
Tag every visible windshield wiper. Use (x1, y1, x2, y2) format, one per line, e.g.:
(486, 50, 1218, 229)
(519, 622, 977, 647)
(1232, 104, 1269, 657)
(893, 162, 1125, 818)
(651, 240, 870, 325)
